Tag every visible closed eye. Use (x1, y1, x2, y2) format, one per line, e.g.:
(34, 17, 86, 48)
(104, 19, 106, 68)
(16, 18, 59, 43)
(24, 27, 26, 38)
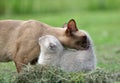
(76, 40, 87, 45)
(76, 41, 81, 45)
(49, 43, 57, 50)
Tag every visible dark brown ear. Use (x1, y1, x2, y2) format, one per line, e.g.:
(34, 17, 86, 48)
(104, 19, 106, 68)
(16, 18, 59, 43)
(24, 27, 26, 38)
(65, 19, 78, 36)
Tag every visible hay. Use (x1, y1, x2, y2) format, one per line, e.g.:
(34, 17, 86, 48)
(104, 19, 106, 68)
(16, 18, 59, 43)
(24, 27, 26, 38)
(13, 65, 119, 83)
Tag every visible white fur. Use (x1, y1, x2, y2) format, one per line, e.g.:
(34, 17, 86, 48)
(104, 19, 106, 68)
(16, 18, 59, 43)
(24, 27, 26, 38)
(38, 35, 64, 67)
(38, 30, 96, 72)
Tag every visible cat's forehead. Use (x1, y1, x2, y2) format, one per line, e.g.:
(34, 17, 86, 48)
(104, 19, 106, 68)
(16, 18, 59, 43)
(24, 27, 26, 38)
(47, 35, 59, 41)
(40, 35, 59, 44)
(39, 35, 56, 41)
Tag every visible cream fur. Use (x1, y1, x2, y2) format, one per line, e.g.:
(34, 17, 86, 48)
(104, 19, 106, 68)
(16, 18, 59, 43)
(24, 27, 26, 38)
(0, 19, 90, 73)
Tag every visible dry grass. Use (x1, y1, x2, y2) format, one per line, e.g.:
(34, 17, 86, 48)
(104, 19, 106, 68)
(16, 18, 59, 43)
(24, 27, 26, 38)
(11, 65, 119, 83)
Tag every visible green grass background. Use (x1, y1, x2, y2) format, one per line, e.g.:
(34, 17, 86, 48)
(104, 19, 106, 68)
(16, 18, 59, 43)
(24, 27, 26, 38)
(0, 0, 120, 82)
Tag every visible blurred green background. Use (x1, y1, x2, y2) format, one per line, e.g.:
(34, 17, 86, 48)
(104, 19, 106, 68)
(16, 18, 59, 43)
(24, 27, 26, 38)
(0, 0, 120, 14)
(0, 0, 120, 75)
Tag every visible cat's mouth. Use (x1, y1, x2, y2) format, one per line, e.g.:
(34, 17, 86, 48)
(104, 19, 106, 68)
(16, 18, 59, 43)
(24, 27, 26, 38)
(78, 36, 91, 50)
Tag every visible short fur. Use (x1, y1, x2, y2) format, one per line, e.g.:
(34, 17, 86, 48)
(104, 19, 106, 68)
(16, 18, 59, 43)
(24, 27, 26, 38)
(38, 33, 96, 72)
(0, 19, 90, 73)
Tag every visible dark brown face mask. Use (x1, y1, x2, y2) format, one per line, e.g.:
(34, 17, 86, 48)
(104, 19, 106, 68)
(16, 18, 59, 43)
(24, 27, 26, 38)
(80, 35, 90, 50)
(75, 35, 90, 50)
(62, 19, 91, 50)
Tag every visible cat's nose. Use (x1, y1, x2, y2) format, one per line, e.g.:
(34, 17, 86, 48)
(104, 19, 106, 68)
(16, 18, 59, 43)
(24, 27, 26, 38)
(81, 35, 90, 49)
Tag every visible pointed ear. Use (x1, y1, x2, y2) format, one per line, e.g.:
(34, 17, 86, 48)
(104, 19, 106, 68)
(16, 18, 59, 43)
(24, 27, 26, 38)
(62, 23, 67, 28)
(38, 36, 45, 45)
(65, 19, 78, 36)
(38, 37, 42, 45)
